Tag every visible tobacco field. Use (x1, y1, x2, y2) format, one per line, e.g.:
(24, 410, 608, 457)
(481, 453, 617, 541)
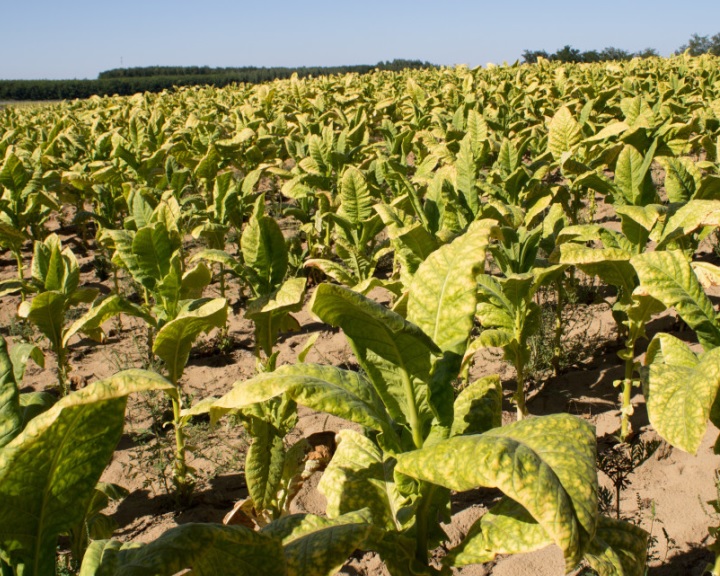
(2, 54, 720, 575)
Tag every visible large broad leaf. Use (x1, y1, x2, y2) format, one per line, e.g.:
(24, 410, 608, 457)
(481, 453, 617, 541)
(631, 250, 720, 350)
(244, 416, 288, 515)
(100, 230, 139, 277)
(395, 414, 598, 569)
(8, 342, 44, 386)
(614, 144, 655, 205)
(132, 223, 178, 288)
(554, 244, 636, 296)
(615, 204, 662, 249)
(17, 291, 67, 350)
(548, 106, 582, 160)
(310, 284, 439, 444)
(656, 199, 720, 249)
(179, 262, 212, 300)
(63, 295, 154, 347)
(455, 134, 480, 216)
(80, 523, 285, 576)
(318, 430, 409, 531)
(0, 338, 21, 449)
(384, 219, 439, 285)
(190, 248, 241, 272)
(658, 156, 701, 203)
(338, 166, 374, 225)
(451, 376, 502, 437)
(447, 497, 552, 566)
(242, 201, 288, 295)
(407, 220, 493, 355)
(246, 277, 306, 316)
(153, 298, 227, 384)
(0, 370, 173, 575)
(584, 516, 648, 576)
(0, 153, 31, 193)
(0, 222, 27, 249)
(246, 278, 307, 357)
(211, 364, 396, 447)
(475, 274, 515, 334)
(262, 512, 372, 576)
(644, 333, 720, 454)
(304, 258, 356, 286)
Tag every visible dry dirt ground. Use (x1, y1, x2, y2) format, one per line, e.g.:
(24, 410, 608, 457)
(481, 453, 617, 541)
(2, 222, 720, 576)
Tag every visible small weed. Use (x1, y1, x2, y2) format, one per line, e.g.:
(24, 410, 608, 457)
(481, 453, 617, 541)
(701, 470, 720, 575)
(528, 277, 604, 381)
(597, 437, 660, 519)
(93, 255, 112, 282)
(1, 316, 35, 342)
(55, 549, 78, 576)
(125, 390, 176, 498)
(638, 497, 678, 571)
(124, 389, 248, 505)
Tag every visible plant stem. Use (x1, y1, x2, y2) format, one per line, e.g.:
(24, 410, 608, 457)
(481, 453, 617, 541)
(620, 340, 636, 441)
(414, 482, 436, 566)
(515, 359, 528, 420)
(552, 277, 564, 376)
(143, 288, 154, 363)
(56, 342, 70, 395)
(219, 263, 226, 298)
(171, 390, 193, 506)
(401, 369, 424, 449)
(14, 249, 24, 301)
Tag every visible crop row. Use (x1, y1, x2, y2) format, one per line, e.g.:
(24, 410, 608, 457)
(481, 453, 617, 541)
(2, 54, 720, 575)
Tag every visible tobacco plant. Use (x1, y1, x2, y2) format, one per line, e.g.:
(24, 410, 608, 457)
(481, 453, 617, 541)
(467, 218, 566, 419)
(209, 222, 646, 574)
(17, 235, 148, 393)
(102, 218, 228, 501)
(0, 336, 173, 575)
(0, 150, 58, 292)
(304, 166, 392, 294)
(553, 200, 720, 437)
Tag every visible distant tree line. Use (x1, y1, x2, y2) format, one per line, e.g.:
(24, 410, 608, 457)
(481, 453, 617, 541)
(521, 46, 658, 64)
(0, 59, 435, 101)
(522, 31, 720, 64)
(676, 33, 720, 56)
(97, 60, 433, 80)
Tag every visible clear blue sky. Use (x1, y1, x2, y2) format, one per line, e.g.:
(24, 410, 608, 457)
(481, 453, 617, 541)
(3, 0, 720, 80)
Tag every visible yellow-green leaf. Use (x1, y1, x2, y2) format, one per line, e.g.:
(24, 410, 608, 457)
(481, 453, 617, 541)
(408, 220, 494, 355)
(395, 414, 597, 569)
(548, 106, 582, 160)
